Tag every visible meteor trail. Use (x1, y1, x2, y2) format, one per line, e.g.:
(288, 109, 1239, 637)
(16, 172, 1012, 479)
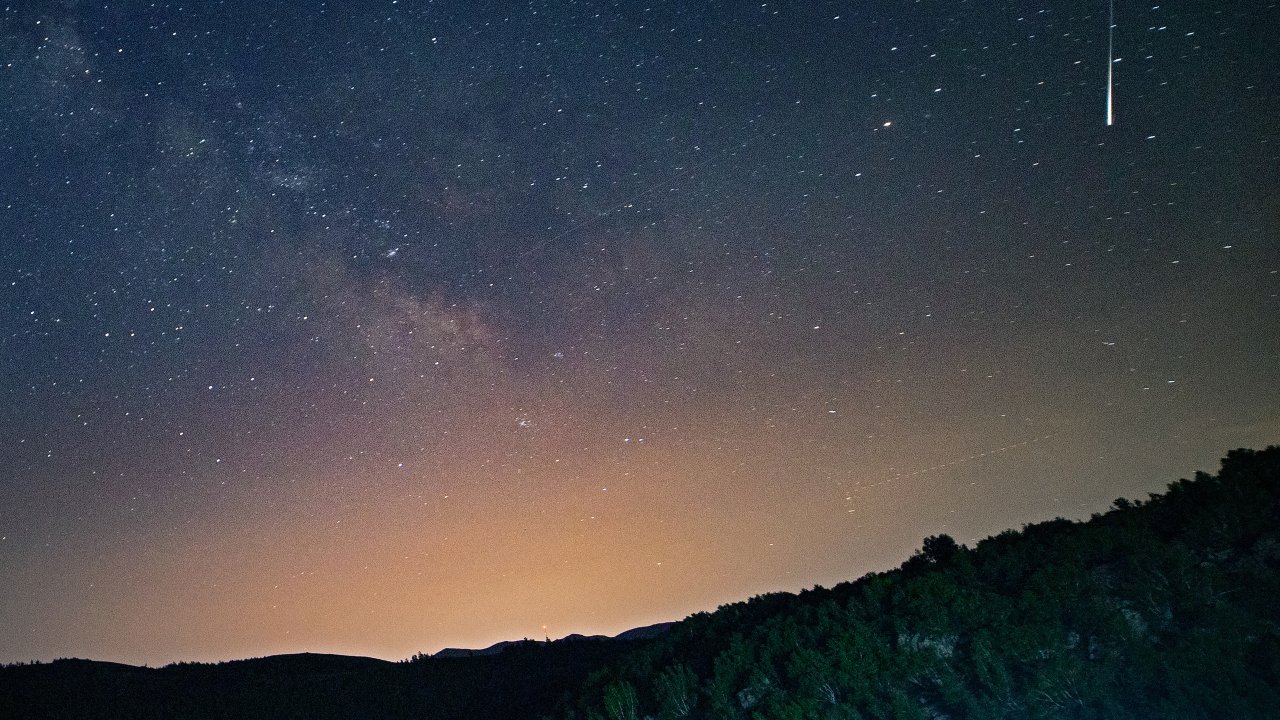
(1107, 0, 1115, 126)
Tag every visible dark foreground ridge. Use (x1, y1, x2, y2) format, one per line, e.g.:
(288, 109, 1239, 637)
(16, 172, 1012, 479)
(4, 447, 1278, 719)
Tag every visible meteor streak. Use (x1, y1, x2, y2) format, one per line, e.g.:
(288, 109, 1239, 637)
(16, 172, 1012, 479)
(1107, 0, 1115, 126)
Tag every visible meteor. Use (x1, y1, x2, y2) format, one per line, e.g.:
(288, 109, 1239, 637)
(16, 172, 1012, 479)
(1107, 0, 1115, 126)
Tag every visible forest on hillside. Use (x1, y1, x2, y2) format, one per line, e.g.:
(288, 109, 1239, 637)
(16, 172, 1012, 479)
(554, 446, 1280, 720)
(3, 447, 1277, 720)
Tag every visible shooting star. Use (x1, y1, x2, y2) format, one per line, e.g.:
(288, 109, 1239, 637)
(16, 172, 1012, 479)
(1106, 0, 1115, 126)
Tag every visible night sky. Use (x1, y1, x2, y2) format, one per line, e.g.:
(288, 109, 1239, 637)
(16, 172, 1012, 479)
(2, 0, 1277, 666)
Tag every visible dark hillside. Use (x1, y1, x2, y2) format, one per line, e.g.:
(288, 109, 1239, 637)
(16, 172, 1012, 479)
(4, 447, 1277, 719)
(555, 447, 1280, 720)
(0, 638, 648, 720)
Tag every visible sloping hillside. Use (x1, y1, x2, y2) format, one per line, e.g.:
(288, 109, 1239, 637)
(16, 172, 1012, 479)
(4, 447, 1277, 719)
(554, 446, 1280, 720)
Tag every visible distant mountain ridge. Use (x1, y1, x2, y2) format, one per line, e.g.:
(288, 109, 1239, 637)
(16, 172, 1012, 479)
(0, 621, 677, 720)
(432, 621, 676, 658)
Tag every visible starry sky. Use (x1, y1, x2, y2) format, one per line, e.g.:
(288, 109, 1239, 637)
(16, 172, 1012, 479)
(2, 0, 1277, 666)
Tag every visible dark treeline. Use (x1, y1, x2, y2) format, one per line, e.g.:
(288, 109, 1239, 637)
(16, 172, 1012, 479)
(555, 447, 1280, 720)
(3, 447, 1277, 719)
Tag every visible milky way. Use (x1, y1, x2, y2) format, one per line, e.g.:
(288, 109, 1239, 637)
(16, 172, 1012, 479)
(1, 1, 1277, 665)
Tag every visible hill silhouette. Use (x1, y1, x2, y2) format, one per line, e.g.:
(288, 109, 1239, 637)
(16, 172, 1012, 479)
(3, 447, 1278, 719)
(553, 446, 1280, 719)
(0, 637, 647, 720)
